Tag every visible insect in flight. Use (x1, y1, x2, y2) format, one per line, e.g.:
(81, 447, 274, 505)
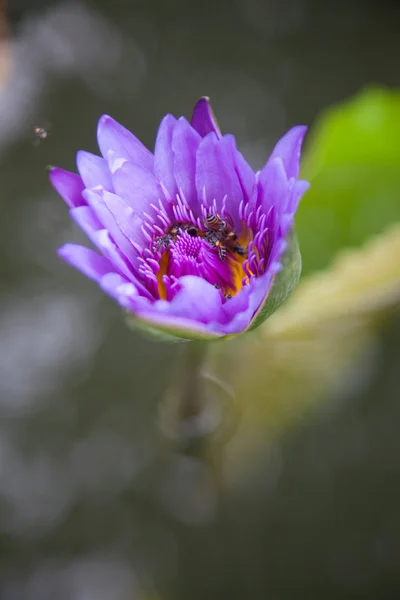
(32, 123, 51, 146)
(33, 126, 48, 140)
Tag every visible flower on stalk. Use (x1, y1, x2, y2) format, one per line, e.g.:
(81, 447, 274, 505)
(50, 98, 309, 340)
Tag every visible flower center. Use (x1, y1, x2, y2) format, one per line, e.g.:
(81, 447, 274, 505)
(153, 218, 249, 302)
(170, 229, 203, 260)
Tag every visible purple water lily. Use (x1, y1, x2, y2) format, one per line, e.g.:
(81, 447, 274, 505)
(50, 98, 309, 339)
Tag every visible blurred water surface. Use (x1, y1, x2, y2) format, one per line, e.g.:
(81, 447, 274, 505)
(1, 1, 400, 598)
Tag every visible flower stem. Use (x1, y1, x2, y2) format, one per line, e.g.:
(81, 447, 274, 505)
(178, 340, 209, 421)
(159, 340, 238, 451)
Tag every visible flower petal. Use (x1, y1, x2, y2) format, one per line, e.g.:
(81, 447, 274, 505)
(101, 190, 147, 249)
(172, 117, 201, 209)
(58, 243, 114, 282)
(69, 206, 103, 245)
(216, 257, 282, 336)
(126, 276, 230, 339)
(191, 97, 222, 139)
(49, 168, 85, 208)
(288, 179, 310, 214)
(195, 133, 243, 222)
(69, 205, 145, 286)
(97, 115, 154, 171)
(111, 161, 163, 217)
(268, 125, 307, 180)
(69, 205, 140, 284)
(224, 135, 256, 202)
(99, 272, 134, 301)
(157, 275, 227, 324)
(222, 269, 274, 330)
(227, 293, 270, 334)
(258, 157, 288, 217)
(154, 114, 178, 199)
(83, 188, 140, 267)
(76, 150, 113, 191)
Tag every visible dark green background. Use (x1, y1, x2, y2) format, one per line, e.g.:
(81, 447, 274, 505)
(1, 1, 400, 598)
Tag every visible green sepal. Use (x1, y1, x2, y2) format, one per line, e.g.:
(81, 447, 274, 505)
(246, 230, 302, 333)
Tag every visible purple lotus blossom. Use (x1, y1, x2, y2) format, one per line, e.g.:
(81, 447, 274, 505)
(50, 98, 309, 340)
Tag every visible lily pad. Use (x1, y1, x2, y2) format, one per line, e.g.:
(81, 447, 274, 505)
(297, 87, 400, 276)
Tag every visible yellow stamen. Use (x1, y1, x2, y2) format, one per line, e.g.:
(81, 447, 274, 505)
(157, 251, 169, 299)
(239, 220, 253, 247)
(225, 252, 248, 297)
(225, 224, 254, 295)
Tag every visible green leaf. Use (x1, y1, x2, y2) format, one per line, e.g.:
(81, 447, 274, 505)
(296, 86, 400, 276)
(247, 230, 302, 332)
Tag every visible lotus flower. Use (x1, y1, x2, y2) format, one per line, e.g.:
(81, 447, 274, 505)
(50, 98, 309, 340)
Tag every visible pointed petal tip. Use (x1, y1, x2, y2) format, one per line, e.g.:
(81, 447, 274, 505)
(191, 97, 212, 119)
(299, 179, 310, 192)
(298, 124, 308, 138)
(281, 125, 308, 148)
(49, 167, 86, 208)
(97, 114, 117, 138)
(191, 97, 222, 139)
(48, 165, 60, 179)
(97, 113, 154, 170)
(196, 95, 211, 105)
(268, 124, 309, 180)
(158, 113, 178, 129)
(57, 242, 67, 255)
(176, 115, 190, 125)
(291, 124, 308, 143)
(57, 242, 74, 260)
(98, 114, 114, 127)
(76, 149, 87, 161)
(48, 166, 59, 186)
